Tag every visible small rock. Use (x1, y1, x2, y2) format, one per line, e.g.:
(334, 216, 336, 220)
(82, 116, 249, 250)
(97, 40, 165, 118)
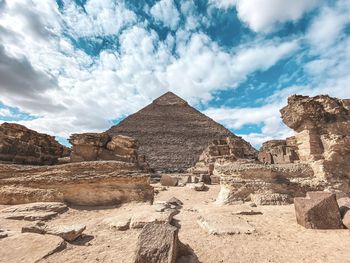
(337, 197, 350, 217)
(249, 203, 257, 207)
(102, 216, 131, 231)
(187, 182, 206, 191)
(167, 197, 183, 207)
(154, 203, 171, 212)
(130, 209, 179, 229)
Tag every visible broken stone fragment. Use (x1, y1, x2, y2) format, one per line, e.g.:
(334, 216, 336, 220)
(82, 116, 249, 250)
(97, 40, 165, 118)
(337, 197, 350, 229)
(130, 209, 179, 229)
(0, 202, 68, 221)
(167, 197, 183, 208)
(102, 216, 131, 231)
(197, 213, 255, 235)
(187, 182, 206, 191)
(133, 222, 179, 263)
(294, 191, 343, 229)
(22, 221, 86, 242)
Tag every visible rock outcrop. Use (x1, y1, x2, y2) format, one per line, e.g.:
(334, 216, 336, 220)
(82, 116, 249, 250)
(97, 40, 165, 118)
(69, 133, 149, 169)
(0, 161, 153, 205)
(214, 160, 318, 205)
(280, 95, 350, 192)
(258, 138, 299, 164)
(0, 122, 69, 165)
(294, 192, 343, 229)
(107, 92, 256, 172)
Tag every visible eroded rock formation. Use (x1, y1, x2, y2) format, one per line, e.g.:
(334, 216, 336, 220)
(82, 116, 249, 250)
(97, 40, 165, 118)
(0, 161, 153, 205)
(280, 95, 350, 192)
(0, 123, 69, 165)
(69, 133, 149, 170)
(107, 92, 255, 172)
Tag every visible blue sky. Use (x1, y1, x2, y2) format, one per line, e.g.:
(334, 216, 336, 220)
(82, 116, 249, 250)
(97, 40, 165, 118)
(0, 0, 350, 148)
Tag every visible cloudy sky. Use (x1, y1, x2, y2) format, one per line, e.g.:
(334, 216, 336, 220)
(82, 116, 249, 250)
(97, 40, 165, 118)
(0, 0, 349, 148)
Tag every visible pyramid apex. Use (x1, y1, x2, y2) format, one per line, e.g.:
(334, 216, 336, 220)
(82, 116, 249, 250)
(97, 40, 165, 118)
(153, 91, 188, 106)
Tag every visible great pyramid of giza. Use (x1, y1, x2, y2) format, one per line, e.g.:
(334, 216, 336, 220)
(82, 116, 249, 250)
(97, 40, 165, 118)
(107, 92, 256, 172)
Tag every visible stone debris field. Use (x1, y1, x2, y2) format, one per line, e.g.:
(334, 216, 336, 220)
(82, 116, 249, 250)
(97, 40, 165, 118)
(1, 92, 350, 263)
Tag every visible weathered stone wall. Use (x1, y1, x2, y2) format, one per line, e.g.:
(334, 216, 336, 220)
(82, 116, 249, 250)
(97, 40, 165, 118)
(69, 133, 149, 170)
(280, 95, 350, 192)
(0, 161, 153, 205)
(0, 123, 69, 165)
(258, 138, 299, 164)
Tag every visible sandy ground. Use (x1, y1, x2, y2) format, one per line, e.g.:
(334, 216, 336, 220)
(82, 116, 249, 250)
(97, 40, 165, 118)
(1, 184, 350, 263)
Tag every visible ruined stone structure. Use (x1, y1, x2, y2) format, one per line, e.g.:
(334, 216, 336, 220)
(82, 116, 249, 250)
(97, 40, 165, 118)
(191, 137, 257, 176)
(280, 95, 350, 192)
(215, 94, 350, 205)
(0, 123, 69, 165)
(214, 160, 318, 205)
(258, 138, 299, 164)
(0, 161, 153, 205)
(107, 92, 255, 172)
(69, 133, 149, 170)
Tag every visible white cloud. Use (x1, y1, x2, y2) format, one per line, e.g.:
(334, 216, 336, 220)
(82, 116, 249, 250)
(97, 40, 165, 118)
(150, 0, 180, 30)
(0, 108, 12, 118)
(307, 0, 350, 51)
(209, 0, 237, 10)
(235, 0, 319, 32)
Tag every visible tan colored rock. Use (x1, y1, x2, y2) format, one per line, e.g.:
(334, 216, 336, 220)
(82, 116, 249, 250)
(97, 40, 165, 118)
(22, 221, 86, 241)
(133, 222, 179, 263)
(280, 95, 350, 190)
(0, 161, 153, 206)
(0, 233, 66, 262)
(69, 133, 149, 170)
(294, 191, 343, 229)
(337, 197, 350, 217)
(103, 216, 131, 231)
(0, 122, 68, 165)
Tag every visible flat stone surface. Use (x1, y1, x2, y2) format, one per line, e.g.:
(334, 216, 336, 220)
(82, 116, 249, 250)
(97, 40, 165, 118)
(197, 212, 255, 235)
(0, 233, 66, 262)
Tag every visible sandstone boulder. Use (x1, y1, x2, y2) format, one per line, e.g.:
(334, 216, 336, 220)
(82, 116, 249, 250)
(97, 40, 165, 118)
(160, 175, 178, 187)
(0, 161, 153, 206)
(294, 191, 343, 229)
(0, 122, 68, 165)
(133, 222, 178, 263)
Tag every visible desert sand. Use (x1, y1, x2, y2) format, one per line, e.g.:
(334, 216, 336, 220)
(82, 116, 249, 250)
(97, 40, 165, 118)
(1, 184, 349, 263)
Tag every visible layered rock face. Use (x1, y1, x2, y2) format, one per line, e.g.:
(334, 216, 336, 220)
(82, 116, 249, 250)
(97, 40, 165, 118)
(107, 92, 255, 172)
(215, 160, 318, 205)
(280, 95, 350, 191)
(258, 138, 299, 164)
(191, 137, 257, 176)
(0, 161, 153, 205)
(0, 123, 69, 165)
(69, 133, 149, 170)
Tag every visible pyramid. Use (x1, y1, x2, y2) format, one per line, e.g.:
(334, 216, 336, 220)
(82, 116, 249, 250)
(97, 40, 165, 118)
(107, 92, 256, 172)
